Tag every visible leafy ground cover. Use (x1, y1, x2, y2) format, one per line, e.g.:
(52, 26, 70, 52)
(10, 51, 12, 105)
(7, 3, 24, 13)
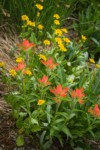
(0, 1, 100, 150)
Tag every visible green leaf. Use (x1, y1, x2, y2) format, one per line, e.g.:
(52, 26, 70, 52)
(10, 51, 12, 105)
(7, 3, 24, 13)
(47, 105, 51, 113)
(31, 118, 38, 125)
(46, 113, 51, 124)
(30, 32, 37, 44)
(54, 118, 64, 124)
(69, 113, 76, 119)
(19, 112, 27, 117)
(57, 66, 65, 84)
(91, 37, 100, 46)
(46, 105, 52, 123)
(56, 112, 68, 119)
(47, 32, 52, 39)
(40, 130, 47, 146)
(16, 135, 24, 147)
(61, 126, 72, 138)
(31, 125, 41, 132)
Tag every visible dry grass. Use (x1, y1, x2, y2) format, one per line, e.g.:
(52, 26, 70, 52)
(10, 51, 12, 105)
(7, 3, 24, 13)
(0, 19, 20, 70)
(0, 19, 20, 112)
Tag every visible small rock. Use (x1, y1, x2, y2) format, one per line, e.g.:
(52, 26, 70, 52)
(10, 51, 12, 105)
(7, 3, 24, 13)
(0, 147, 3, 150)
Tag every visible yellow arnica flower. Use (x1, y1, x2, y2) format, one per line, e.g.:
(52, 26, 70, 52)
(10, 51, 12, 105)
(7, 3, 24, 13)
(9, 69, 16, 77)
(96, 64, 100, 68)
(37, 12, 40, 17)
(27, 20, 35, 27)
(89, 58, 95, 64)
(61, 28, 68, 33)
(37, 24, 43, 30)
(81, 35, 87, 41)
(35, 4, 43, 10)
(54, 20, 60, 25)
(0, 62, 5, 67)
(39, 54, 47, 61)
(37, 99, 45, 105)
(24, 69, 32, 76)
(69, 78, 73, 83)
(21, 15, 29, 21)
(63, 37, 71, 43)
(58, 43, 67, 52)
(55, 37, 62, 44)
(16, 57, 23, 63)
(53, 14, 60, 19)
(31, 22, 35, 27)
(43, 40, 50, 45)
(55, 29, 62, 36)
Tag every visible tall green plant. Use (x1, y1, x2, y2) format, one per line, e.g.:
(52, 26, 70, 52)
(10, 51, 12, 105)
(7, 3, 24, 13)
(1, 0, 76, 31)
(72, 0, 100, 57)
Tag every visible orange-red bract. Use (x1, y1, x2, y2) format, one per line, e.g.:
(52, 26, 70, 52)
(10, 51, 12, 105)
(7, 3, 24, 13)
(18, 39, 36, 50)
(14, 61, 26, 71)
(38, 75, 51, 86)
(41, 57, 58, 69)
(94, 104, 100, 117)
(88, 104, 100, 118)
(71, 88, 85, 99)
(50, 84, 69, 97)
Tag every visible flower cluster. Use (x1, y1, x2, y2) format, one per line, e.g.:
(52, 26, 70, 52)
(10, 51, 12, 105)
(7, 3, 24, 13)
(41, 57, 58, 69)
(35, 4, 43, 11)
(18, 39, 36, 50)
(21, 15, 35, 27)
(71, 88, 85, 104)
(39, 54, 47, 61)
(43, 40, 50, 45)
(37, 24, 44, 30)
(81, 35, 87, 42)
(38, 75, 51, 86)
(9, 69, 17, 77)
(53, 13, 60, 25)
(88, 104, 100, 118)
(50, 84, 69, 102)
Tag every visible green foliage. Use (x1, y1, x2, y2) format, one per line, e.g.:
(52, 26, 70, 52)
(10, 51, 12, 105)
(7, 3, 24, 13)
(72, 0, 100, 56)
(0, 0, 75, 31)
(16, 135, 24, 147)
(1, 25, 100, 149)
(0, 0, 100, 149)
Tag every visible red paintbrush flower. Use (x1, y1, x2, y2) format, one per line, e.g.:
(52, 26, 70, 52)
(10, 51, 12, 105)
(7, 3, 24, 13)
(88, 104, 100, 118)
(41, 57, 58, 69)
(14, 61, 26, 71)
(38, 75, 51, 86)
(94, 104, 100, 117)
(18, 39, 36, 50)
(71, 88, 85, 99)
(50, 84, 69, 97)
